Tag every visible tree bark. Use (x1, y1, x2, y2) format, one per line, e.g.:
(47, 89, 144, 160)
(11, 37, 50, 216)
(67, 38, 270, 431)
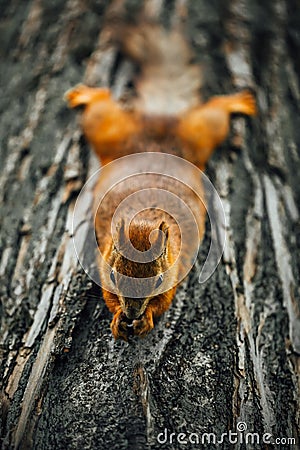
(0, 1, 299, 449)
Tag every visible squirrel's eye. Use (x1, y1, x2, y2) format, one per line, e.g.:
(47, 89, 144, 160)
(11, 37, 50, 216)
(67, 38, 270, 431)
(155, 273, 164, 289)
(110, 269, 116, 285)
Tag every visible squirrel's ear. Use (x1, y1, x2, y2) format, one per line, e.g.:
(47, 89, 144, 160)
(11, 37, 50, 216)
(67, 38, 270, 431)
(115, 218, 126, 247)
(157, 221, 169, 254)
(159, 221, 169, 241)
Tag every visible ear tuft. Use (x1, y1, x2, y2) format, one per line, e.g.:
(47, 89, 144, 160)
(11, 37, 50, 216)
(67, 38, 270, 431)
(159, 221, 169, 240)
(115, 218, 126, 247)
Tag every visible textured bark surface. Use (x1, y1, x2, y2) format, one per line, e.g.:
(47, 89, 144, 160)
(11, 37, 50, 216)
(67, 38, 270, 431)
(0, 1, 300, 449)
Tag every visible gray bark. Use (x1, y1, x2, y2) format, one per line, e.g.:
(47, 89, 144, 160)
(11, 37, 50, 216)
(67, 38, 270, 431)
(0, 1, 299, 449)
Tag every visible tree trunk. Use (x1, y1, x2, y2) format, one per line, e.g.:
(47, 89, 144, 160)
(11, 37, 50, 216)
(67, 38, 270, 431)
(1, 1, 299, 449)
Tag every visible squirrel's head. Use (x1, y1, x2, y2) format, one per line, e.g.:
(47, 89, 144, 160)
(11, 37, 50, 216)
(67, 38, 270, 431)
(101, 218, 178, 320)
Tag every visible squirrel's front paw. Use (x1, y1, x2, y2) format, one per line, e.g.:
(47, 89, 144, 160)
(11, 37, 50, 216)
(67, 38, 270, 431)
(110, 310, 129, 341)
(133, 312, 154, 338)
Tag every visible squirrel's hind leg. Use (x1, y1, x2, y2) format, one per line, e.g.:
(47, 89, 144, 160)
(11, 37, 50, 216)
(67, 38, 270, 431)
(177, 90, 256, 169)
(64, 84, 111, 108)
(207, 90, 256, 116)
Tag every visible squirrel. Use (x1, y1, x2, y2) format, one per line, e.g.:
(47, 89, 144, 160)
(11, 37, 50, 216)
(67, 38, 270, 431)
(65, 22, 256, 341)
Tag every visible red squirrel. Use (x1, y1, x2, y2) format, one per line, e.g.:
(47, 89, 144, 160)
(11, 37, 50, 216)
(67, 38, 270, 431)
(65, 23, 256, 340)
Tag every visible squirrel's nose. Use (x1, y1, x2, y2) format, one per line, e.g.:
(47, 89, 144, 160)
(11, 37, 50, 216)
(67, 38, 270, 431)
(124, 299, 143, 319)
(125, 307, 140, 320)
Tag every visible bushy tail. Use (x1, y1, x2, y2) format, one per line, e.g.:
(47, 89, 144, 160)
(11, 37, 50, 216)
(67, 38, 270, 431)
(109, 21, 202, 116)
